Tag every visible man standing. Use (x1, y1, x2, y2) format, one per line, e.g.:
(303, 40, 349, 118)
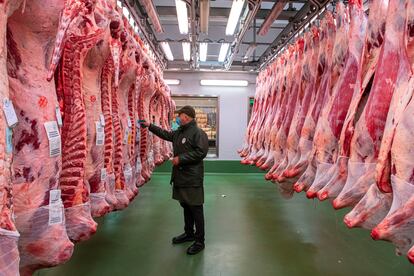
(140, 105, 209, 255)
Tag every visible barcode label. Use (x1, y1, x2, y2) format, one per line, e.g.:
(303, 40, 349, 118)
(44, 121, 61, 157)
(127, 117, 132, 128)
(49, 189, 61, 205)
(136, 157, 142, 173)
(123, 127, 129, 145)
(5, 127, 12, 154)
(49, 205, 63, 225)
(3, 98, 18, 127)
(56, 106, 63, 127)
(101, 168, 107, 182)
(100, 114, 105, 126)
(124, 164, 133, 182)
(96, 121, 105, 146)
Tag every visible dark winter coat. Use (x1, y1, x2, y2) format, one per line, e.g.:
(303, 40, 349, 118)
(148, 120, 209, 205)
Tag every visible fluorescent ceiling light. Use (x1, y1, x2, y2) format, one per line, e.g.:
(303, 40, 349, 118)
(218, 43, 230, 62)
(226, 0, 245, 35)
(175, 0, 189, 34)
(200, 80, 249, 87)
(182, 42, 191, 61)
(160, 42, 174, 61)
(200, 43, 208, 62)
(165, 79, 181, 85)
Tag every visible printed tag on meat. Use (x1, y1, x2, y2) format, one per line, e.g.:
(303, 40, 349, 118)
(123, 127, 129, 145)
(44, 121, 61, 157)
(3, 98, 18, 127)
(136, 157, 142, 173)
(96, 121, 105, 146)
(100, 168, 107, 182)
(49, 189, 62, 205)
(48, 204, 63, 225)
(124, 164, 133, 182)
(56, 106, 63, 127)
(100, 114, 105, 126)
(127, 116, 132, 128)
(6, 127, 12, 154)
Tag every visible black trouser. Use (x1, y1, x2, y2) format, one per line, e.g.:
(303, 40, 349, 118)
(180, 202, 205, 244)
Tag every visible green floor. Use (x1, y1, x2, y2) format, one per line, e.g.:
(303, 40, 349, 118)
(38, 173, 414, 276)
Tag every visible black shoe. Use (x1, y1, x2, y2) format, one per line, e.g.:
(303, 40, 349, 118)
(187, 242, 205, 255)
(172, 233, 195, 244)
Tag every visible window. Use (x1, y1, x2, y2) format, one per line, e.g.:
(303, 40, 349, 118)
(172, 96, 219, 158)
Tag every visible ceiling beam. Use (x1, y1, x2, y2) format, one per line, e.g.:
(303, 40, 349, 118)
(257, 0, 288, 36)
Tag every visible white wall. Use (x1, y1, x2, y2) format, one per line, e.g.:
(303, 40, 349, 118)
(164, 71, 257, 160)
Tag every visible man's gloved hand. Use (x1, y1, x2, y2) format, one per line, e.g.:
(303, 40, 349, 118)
(171, 156, 180, 166)
(138, 120, 150, 128)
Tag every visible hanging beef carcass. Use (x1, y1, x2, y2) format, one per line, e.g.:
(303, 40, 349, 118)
(117, 27, 140, 202)
(331, 0, 389, 208)
(369, 0, 414, 257)
(7, 0, 77, 274)
(343, 0, 412, 231)
(262, 47, 296, 179)
(284, 13, 336, 182)
(0, 1, 30, 275)
(138, 62, 157, 183)
(272, 27, 321, 183)
(294, 2, 349, 192)
(46, 0, 110, 242)
(316, 0, 388, 202)
(254, 62, 283, 170)
(81, 1, 122, 218)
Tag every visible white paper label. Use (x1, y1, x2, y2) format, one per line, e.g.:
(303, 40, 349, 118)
(123, 127, 129, 145)
(127, 117, 132, 128)
(56, 106, 63, 127)
(44, 121, 61, 157)
(124, 164, 133, 182)
(100, 114, 106, 126)
(135, 157, 142, 173)
(96, 121, 105, 146)
(49, 189, 61, 205)
(5, 127, 12, 154)
(100, 168, 107, 182)
(3, 99, 18, 127)
(49, 205, 63, 225)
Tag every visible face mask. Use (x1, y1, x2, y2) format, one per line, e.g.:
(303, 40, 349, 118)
(175, 117, 181, 126)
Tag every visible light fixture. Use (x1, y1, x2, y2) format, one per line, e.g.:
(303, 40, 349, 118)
(175, 0, 189, 34)
(164, 79, 181, 85)
(182, 42, 191, 61)
(199, 43, 208, 62)
(243, 43, 257, 61)
(160, 42, 174, 61)
(218, 43, 230, 62)
(200, 80, 249, 87)
(200, 0, 210, 34)
(226, 0, 245, 36)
